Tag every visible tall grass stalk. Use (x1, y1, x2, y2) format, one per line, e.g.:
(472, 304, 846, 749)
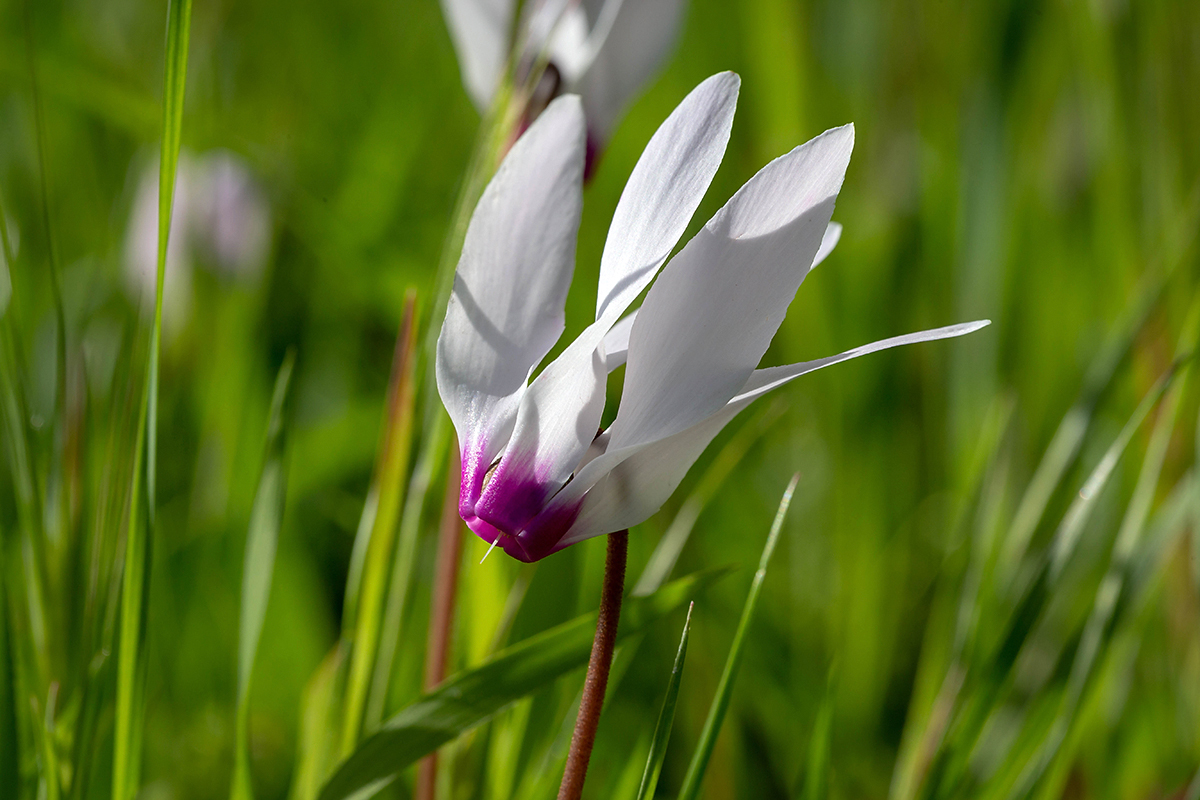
(113, 0, 192, 797)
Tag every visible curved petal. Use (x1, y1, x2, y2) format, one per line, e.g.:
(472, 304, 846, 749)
(552, 319, 990, 548)
(596, 71, 740, 322)
(441, 0, 516, 110)
(607, 124, 855, 453)
(436, 95, 586, 511)
(811, 221, 841, 270)
(602, 309, 637, 371)
(577, 0, 686, 142)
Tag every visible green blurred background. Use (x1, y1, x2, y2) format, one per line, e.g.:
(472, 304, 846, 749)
(1, 0, 1199, 797)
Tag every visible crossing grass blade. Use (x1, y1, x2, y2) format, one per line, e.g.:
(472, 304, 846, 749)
(918, 362, 1182, 800)
(634, 401, 785, 596)
(634, 602, 693, 800)
(340, 294, 419, 750)
(113, 0, 192, 797)
(231, 354, 295, 800)
(290, 646, 349, 800)
(998, 275, 1160, 579)
(676, 474, 800, 800)
(317, 568, 726, 800)
(803, 669, 836, 800)
(1003, 307, 1200, 800)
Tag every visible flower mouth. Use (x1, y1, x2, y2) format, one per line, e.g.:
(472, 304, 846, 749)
(463, 515, 538, 563)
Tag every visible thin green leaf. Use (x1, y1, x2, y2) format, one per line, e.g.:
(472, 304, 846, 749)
(32, 686, 60, 800)
(113, 0, 192, 797)
(318, 568, 726, 800)
(676, 474, 800, 800)
(634, 401, 784, 596)
(802, 665, 837, 800)
(291, 646, 349, 800)
(998, 275, 1160, 577)
(341, 296, 419, 748)
(232, 354, 296, 800)
(922, 364, 1180, 800)
(1007, 302, 1200, 800)
(635, 602, 693, 800)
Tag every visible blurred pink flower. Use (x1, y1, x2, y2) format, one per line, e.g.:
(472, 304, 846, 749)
(124, 151, 271, 325)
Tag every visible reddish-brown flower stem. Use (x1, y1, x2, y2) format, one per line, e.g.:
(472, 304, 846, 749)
(416, 449, 464, 800)
(557, 529, 629, 800)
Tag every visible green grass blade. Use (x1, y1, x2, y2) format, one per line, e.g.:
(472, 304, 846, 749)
(1004, 303, 1200, 800)
(290, 645, 349, 800)
(923, 364, 1179, 800)
(676, 474, 800, 800)
(634, 401, 785, 596)
(999, 276, 1160, 576)
(232, 354, 296, 800)
(340, 295, 418, 749)
(113, 0, 192, 797)
(1045, 365, 1177, 581)
(317, 568, 726, 800)
(803, 669, 836, 800)
(634, 602, 693, 800)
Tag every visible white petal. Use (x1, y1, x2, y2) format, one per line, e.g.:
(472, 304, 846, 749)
(595, 71, 739, 323)
(602, 309, 637, 371)
(441, 0, 516, 110)
(731, 320, 991, 401)
(436, 96, 586, 474)
(554, 319, 991, 547)
(607, 124, 855, 452)
(578, 0, 687, 142)
(811, 221, 841, 270)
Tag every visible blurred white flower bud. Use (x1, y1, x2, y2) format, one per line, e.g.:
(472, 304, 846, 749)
(124, 153, 194, 323)
(123, 151, 271, 327)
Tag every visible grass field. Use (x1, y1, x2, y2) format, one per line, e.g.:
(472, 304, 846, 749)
(2, 0, 1199, 798)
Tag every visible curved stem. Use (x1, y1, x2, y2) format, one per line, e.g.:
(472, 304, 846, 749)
(558, 530, 629, 800)
(416, 451, 465, 800)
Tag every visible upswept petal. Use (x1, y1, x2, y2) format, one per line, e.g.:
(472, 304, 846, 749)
(602, 310, 637, 371)
(436, 96, 586, 510)
(551, 320, 990, 548)
(596, 71, 739, 322)
(472, 73, 741, 533)
(607, 124, 855, 453)
(441, 0, 516, 110)
(812, 222, 841, 270)
(577, 0, 686, 142)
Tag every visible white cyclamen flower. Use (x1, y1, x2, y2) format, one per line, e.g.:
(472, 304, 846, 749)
(125, 151, 271, 323)
(437, 72, 988, 562)
(441, 0, 684, 158)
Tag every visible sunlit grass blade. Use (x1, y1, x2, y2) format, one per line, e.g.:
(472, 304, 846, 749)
(634, 401, 785, 596)
(922, 363, 1180, 800)
(803, 668, 836, 800)
(232, 354, 296, 800)
(1004, 302, 1200, 800)
(998, 275, 1160, 577)
(340, 294, 419, 750)
(676, 474, 799, 800)
(318, 568, 726, 800)
(634, 602, 693, 800)
(113, 0, 192, 797)
(291, 646, 348, 800)
(366, 411, 451, 730)
(31, 685, 60, 800)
